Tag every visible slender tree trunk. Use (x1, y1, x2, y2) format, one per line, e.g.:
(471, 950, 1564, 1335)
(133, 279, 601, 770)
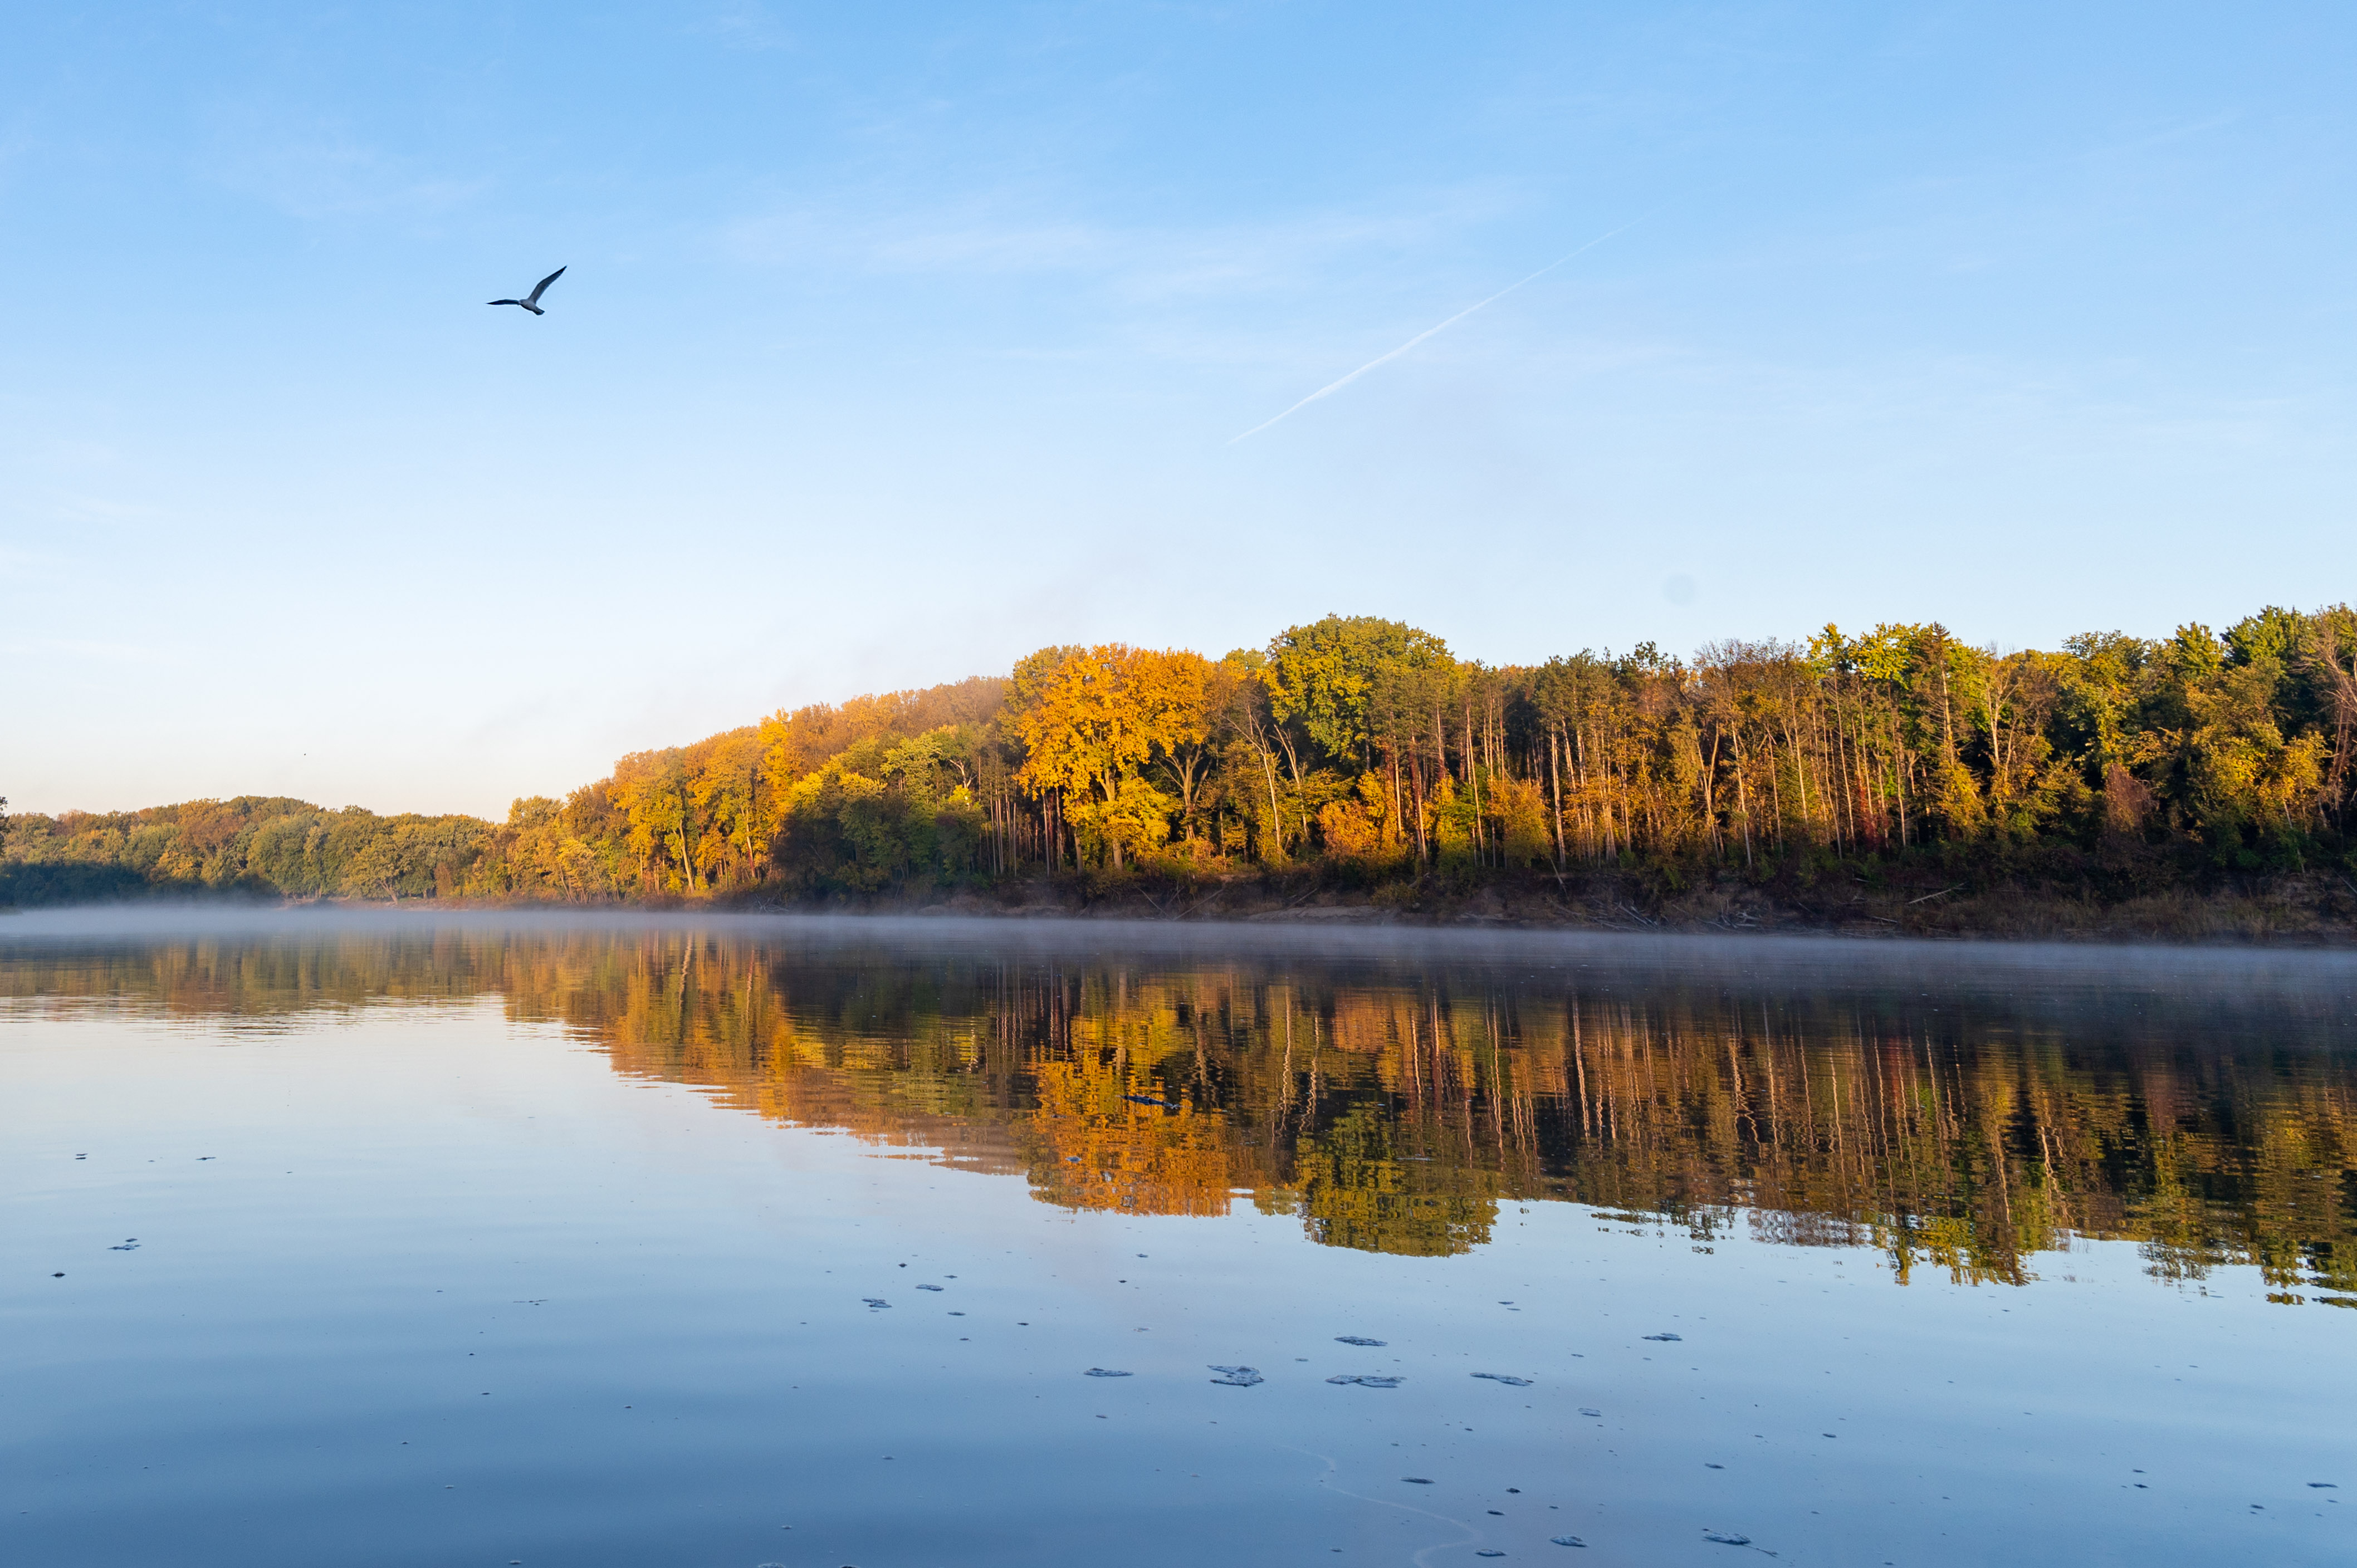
(1734, 736, 1753, 869)
(1548, 727, 1565, 871)
(1700, 729, 1722, 854)
(1412, 751, 1428, 863)
(1390, 747, 1404, 848)
(1262, 753, 1283, 863)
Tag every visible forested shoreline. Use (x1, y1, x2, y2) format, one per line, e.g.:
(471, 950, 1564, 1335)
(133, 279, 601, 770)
(7, 605, 2356, 935)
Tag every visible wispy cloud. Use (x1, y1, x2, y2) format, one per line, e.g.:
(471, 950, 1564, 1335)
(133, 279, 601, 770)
(197, 111, 489, 220)
(696, 2, 795, 52)
(2, 636, 167, 665)
(47, 489, 167, 524)
(720, 181, 1521, 305)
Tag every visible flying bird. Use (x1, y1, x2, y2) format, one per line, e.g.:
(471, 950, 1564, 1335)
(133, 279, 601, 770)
(488, 266, 566, 315)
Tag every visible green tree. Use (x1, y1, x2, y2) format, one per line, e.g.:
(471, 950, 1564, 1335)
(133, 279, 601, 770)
(1265, 614, 1453, 769)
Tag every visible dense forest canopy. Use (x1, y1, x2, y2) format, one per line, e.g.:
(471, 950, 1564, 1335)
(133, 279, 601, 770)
(6, 604, 2355, 906)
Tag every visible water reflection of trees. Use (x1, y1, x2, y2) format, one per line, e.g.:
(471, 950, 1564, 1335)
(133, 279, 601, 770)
(7, 928, 2351, 1300)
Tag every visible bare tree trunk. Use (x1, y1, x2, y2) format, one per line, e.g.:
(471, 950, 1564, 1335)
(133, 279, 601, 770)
(1548, 727, 1566, 871)
(1390, 747, 1404, 849)
(1734, 736, 1753, 869)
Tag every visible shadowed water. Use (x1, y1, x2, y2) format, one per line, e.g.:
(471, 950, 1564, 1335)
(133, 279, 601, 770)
(4, 911, 2352, 1566)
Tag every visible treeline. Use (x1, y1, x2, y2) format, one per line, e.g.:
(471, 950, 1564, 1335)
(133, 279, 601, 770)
(0, 796, 490, 905)
(6, 604, 2356, 905)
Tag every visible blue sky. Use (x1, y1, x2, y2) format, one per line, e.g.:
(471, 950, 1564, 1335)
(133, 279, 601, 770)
(5, 3, 2353, 816)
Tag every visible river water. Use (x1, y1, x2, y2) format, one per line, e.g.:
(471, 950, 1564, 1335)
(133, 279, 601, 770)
(4, 910, 2351, 1567)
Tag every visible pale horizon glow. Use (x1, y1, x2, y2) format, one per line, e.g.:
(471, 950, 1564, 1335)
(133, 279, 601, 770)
(4, 4, 2355, 818)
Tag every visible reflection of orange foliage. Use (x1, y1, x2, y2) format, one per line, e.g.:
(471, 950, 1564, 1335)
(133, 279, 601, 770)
(1288, 1101, 1497, 1256)
(1024, 1057, 1231, 1217)
(11, 930, 2355, 1290)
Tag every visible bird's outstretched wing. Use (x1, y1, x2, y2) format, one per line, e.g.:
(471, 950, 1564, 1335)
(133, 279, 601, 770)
(525, 266, 566, 305)
(488, 298, 522, 306)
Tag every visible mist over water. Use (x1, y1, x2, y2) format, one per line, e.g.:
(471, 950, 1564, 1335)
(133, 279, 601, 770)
(4, 912, 2351, 1565)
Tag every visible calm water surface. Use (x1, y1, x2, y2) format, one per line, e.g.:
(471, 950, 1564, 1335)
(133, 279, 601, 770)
(4, 911, 2354, 1567)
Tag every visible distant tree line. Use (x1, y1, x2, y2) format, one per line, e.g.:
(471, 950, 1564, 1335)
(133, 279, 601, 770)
(7, 604, 2355, 906)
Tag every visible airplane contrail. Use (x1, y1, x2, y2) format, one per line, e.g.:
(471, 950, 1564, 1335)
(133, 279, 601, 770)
(1228, 214, 1653, 444)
